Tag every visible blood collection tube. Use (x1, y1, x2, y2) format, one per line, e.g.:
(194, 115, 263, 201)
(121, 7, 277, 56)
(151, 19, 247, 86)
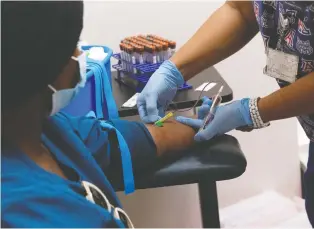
(136, 41, 146, 48)
(131, 39, 139, 46)
(137, 35, 175, 59)
(155, 35, 167, 43)
(148, 35, 161, 42)
(135, 37, 150, 45)
(133, 44, 144, 64)
(137, 34, 147, 40)
(128, 46, 133, 71)
(154, 39, 168, 61)
(145, 44, 153, 63)
(168, 40, 176, 58)
(153, 40, 162, 61)
(146, 45, 157, 64)
(154, 43, 162, 63)
(126, 45, 130, 63)
(119, 43, 124, 61)
(141, 36, 154, 45)
(123, 44, 129, 71)
(130, 45, 136, 73)
(145, 44, 157, 64)
(158, 39, 176, 59)
(120, 43, 127, 70)
(142, 46, 147, 63)
(131, 39, 144, 60)
(148, 34, 160, 42)
(123, 42, 138, 65)
(134, 41, 146, 63)
(125, 45, 132, 72)
(130, 44, 137, 64)
(145, 36, 154, 42)
(125, 37, 134, 42)
(131, 37, 141, 44)
(130, 45, 137, 74)
(132, 44, 138, 64)
(144, 45, 151, 63)
(151, 45, 157, 64)
(138, 45, 144, 64)
(130, 38, 139, 45)
(138, 41, 152, 63)
(162, 41, 169, 61)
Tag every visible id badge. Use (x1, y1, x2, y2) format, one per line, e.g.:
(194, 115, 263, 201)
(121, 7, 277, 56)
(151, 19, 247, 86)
(264, 48, 299, 83)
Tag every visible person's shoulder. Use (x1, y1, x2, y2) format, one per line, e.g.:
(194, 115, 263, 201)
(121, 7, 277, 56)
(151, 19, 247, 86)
(47, 112, 99, 132)
(47, 112, 80, 127)
(2, 152, 64, 206)
(1, 150, 117, 228)
(1, 169, 111, 227)
(1, 149, 32, 185)
(2, 181, 118, 227)
(2, 154, 52, 205)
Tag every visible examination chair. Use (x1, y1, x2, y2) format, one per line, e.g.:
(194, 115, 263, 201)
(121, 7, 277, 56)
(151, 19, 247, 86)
(109, 134, 247, 228)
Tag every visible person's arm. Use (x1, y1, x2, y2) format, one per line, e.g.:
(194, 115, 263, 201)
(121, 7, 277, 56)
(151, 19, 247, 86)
(137, 1, 259, 123)
(258, 72, 314, 122)
(82, 116, 197, 174)
(145, 119, 196, 156)
(171, 1, 259, 80)
(104, 118, 198, 189)
(107, 117, 197, 159)
(175, 73, 314, 142)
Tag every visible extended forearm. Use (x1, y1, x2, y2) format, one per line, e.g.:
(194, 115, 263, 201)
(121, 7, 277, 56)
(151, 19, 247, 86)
(258, 72, 314, 122)
(171, 1, 258, 80)
(145, 119, 196, 156)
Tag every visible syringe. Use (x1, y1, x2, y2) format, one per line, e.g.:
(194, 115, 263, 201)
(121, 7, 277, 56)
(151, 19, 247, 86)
(198, 86, 224, 132)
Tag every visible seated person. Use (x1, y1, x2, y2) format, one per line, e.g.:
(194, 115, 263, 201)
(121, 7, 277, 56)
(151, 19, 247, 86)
(1, 1, 200, 227)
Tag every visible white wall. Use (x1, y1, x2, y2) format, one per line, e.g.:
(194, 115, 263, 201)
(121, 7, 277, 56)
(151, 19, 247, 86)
(82, 1, 301, 227)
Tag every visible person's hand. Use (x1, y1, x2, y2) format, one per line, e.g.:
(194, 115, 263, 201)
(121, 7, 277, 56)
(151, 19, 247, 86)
(137, 60, 184, 123)
(176, 97, 253, 141)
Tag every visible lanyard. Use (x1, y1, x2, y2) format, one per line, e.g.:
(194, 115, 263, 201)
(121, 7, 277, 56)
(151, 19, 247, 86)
(87, 60, 119, 119)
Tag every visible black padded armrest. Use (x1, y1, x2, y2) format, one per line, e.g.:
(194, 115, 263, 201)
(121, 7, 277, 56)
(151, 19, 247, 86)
(110, 134, 247, 192)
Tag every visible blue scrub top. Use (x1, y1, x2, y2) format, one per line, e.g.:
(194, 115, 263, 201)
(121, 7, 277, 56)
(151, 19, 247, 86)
(1, 112, 157, 227)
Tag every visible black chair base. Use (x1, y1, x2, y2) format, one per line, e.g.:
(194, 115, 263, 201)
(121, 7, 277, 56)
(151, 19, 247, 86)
(199, 181, 220, 228)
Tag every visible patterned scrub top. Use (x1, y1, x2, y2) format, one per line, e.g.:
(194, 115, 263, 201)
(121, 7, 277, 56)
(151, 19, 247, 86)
(254, 1, 314, 141)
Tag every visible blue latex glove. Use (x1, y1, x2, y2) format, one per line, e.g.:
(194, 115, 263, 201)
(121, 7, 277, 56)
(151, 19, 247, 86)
(176, 97, 253, 141)
(137, 60, 184, 123)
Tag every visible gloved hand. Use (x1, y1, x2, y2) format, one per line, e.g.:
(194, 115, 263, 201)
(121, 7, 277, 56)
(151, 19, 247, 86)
(137, 60, 184, 123)
(176, 96, 253, 141)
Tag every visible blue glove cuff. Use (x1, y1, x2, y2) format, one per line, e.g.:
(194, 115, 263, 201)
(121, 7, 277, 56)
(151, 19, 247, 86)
(162, 60, 185, 87)
(240, 98, 253, 126)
